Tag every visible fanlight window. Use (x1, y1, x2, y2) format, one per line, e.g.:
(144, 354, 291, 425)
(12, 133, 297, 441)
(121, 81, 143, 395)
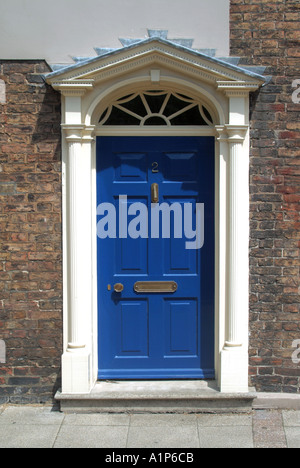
(99, 90, 214, 126)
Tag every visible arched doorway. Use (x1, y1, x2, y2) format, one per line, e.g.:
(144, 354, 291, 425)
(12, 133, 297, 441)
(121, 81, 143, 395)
(46, 38, 265, 395)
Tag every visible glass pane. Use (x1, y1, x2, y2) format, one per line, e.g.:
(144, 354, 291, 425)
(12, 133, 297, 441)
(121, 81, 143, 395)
(144, 116, 168, 126)
(170, 106, 208, 125)
(99, 107, 109, 124)
(202, 106, 213, 124)
(163, 94, 191, 117)
(103, 106, 141, 125)
(119, 95, 148, 117)
(144, 93, 168, 113)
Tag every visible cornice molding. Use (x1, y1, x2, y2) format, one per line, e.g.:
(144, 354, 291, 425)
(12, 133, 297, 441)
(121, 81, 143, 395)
(52, 80, 94, 95)
(46, 41, 265, 92)
(217, 81, 260, 97)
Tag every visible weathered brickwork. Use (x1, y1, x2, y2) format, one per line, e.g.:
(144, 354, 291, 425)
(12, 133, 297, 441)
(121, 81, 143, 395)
(0, 61, 62, 403)
(231, 0, 300, 392)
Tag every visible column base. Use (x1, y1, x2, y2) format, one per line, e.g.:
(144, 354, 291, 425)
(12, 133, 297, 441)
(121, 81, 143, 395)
(62, 348, 93, 394)
(220, 347, 249, 393)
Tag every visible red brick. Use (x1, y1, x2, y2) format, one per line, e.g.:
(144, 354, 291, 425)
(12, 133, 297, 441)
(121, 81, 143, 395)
(0, 60, 62, 403)
(231, 0, 300, 393)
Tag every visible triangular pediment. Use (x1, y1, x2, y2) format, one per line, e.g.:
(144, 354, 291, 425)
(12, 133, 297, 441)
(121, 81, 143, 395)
(45, 38, 266, 92)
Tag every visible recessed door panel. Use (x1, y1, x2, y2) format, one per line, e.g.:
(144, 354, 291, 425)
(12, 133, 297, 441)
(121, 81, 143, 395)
(164, 299, 198, 356)
(115, 196, 148, 274)
(114, 153, 148, 182)
(118, 300, 149, 356)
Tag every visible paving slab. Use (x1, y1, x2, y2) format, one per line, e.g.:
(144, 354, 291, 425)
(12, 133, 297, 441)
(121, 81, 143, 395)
(253, 410, 287, 448)
(0, 424, 60, 448)
(63, 412, 130, 426)
(196, 413, 252, 427)
(54, 425, 129, 448)
(0, 406, 64, 425)
(282, 410, 300, 427)
(130, 413, 197, 427)
(198, 425, 253, 448)
(282, 410, 300, 448)
(284, 427, 300, 449)
(127, 424, 200, 448)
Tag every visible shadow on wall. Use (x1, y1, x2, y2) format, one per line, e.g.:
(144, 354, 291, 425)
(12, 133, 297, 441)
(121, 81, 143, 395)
(30, 63, 61, 163)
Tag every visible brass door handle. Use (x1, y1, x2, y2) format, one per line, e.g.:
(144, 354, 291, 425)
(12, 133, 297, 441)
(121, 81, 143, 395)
(151, 183, 159, 203)
(114, 283, 124, 293)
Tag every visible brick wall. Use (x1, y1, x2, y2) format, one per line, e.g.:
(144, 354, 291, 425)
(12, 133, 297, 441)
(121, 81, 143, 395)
(231, 0, 300, 392)
(0, 61, 62, 403)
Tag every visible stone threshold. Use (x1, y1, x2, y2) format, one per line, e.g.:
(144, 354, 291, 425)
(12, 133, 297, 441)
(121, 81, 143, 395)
(56, 380, 257, 414)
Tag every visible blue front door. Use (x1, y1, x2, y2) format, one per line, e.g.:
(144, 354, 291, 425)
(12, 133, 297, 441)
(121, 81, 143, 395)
(96, 136, 215, 379)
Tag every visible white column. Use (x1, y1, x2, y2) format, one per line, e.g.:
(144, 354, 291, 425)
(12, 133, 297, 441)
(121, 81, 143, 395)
(61, 121, 94, 394)
(215, 126, 229, 386)
(217, 87, 251, 393)
(220, 125, 249, 393)
(226, 126, 248, 348)
(66, 126, 86, 351)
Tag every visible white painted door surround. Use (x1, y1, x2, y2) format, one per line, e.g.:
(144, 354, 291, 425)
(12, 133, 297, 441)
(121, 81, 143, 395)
(46, 38, 265, 395)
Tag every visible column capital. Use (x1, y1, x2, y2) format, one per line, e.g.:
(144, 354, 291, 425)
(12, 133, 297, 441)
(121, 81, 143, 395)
(225, 125, 248, 143)
(62, 124, 96, 143)
(215, 125, 248, 143)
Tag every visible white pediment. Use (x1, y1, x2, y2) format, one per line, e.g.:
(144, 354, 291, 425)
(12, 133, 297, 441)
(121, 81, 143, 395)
(45, 38, 266, 93)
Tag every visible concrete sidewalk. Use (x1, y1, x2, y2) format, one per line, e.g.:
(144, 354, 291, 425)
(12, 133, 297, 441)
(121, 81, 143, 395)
(0, 405, 299, 448)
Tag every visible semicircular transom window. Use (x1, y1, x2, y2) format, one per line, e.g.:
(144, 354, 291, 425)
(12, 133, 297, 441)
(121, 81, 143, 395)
(99, 90, 214, 126)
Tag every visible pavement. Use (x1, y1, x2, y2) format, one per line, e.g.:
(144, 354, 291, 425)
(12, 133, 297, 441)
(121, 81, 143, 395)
(0, 405, 299, 448)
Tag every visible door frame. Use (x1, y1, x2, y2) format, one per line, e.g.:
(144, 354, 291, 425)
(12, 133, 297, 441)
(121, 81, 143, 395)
(46, 39, 265, 395)
(61, 88, 249, 394)
(62, 93, 249, 394)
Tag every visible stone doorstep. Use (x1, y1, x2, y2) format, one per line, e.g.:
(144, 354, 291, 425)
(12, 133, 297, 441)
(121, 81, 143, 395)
(55, 380, 257, 414)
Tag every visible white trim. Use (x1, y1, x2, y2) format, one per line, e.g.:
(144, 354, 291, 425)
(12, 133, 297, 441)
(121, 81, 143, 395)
(94, 127, 216, 137)
(48, 41, 263, 395)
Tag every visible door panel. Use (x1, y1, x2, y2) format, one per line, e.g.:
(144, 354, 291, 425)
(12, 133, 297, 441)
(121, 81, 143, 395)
(116, 197, 148, 274)
(97, 136, 215, 379)
(164, 299, 198, 356)
(118, 299, 149, 357)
